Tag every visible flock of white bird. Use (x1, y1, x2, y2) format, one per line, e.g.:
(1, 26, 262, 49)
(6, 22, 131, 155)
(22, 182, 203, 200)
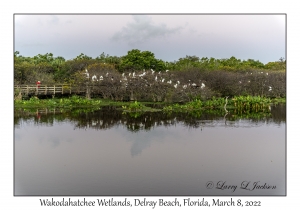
(83, 69, 206, 90)
(83, 69, 273, 92)
(239, 71, 273, 92)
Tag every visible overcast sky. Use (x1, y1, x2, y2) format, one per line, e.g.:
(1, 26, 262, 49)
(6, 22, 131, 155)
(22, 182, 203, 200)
(14, 14, 285, 64)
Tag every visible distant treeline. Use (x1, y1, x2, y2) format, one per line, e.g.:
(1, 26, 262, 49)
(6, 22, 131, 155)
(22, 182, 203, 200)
(14, 49, 286, 101)
(14, 49, 286, 85)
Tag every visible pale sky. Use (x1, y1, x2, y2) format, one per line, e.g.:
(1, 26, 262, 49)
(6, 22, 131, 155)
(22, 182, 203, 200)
(14, 14, 286, 63)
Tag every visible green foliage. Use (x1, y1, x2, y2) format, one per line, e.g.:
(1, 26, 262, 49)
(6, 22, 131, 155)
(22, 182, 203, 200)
(14, 96, 101, 108)
(122, 101, 146, 112)
(163, 99, 203, 112)
(203, 97, 226, 108)
(232, 95, 272, 112)
(119, 49, 166, 72)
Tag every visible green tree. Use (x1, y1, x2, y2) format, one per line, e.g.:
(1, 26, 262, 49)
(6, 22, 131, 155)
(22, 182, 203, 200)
(119, 49, 166, 72)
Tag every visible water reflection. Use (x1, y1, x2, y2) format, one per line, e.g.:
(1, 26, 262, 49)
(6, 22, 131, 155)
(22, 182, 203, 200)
(14, 104, 286, 196)
(15, 104, 286, 132)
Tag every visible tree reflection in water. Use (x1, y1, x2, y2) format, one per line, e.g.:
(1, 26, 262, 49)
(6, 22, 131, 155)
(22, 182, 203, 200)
(14, 104, 286, 131)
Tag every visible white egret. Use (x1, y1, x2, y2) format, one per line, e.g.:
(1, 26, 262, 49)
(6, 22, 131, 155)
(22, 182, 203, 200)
(201, 83, 205, 89)
(92, 75, 97, 81)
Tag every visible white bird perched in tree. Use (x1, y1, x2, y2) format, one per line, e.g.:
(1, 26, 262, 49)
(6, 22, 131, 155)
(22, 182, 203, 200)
(167, 80, 172, 84)
(99, 76, 103, 80)
(139, 72, 145, 77)
(201, 83, 205, 89)
(166, 70, 169, 72)
(177, 81, 180, 84)
(92, 75, 97, 81)
(83, 69, 89, 78)
(266, 72, 268, 75)
(122, 73, 125, 77)
(192, 83, 197, 87)
(269, 86, 272, 91)
(161, 78, 165, 82)
(106, 72, 109, 77)
(129, 73, 131, 77)
(183, 84, 187, 89)
(174, 84, 178, 88)
(155, 76, 158, 81)
(151, 69, 154, 74)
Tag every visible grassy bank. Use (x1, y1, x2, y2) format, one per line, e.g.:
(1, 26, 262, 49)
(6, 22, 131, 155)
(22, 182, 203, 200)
(163, 96, 285, 113)
(14, 95, 101, 109)
(14, 95, 285, 113)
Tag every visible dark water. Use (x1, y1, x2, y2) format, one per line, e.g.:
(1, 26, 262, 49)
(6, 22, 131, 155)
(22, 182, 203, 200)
(14, 105, 286, 196)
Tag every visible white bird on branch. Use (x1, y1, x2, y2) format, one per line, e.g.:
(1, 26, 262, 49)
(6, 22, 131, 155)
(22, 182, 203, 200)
(92, 75, 97, 81)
